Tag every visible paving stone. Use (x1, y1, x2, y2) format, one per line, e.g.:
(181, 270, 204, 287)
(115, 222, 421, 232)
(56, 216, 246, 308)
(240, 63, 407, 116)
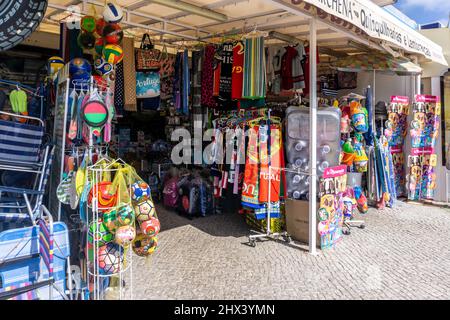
(127, 203, 450, 300)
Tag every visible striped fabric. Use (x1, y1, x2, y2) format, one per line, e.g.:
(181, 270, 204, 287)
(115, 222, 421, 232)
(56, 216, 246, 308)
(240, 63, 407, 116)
(38, 219, 54, 275)
(0, 120, 44, 163)
(242, 36, 266, 99)
(0, 282, 38, 300)
(0, 146, 54, 229)
(0, 222, 70, 300)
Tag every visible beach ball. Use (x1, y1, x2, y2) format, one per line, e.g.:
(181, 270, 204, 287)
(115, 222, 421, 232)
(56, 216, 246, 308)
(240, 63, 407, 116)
(88, 181, 116, 211)
(96, 17, 107, 36)
(103, 208, 118, 233)
(103, 23, 123, 44)
(103, 2, 123, 23)
(69, 58, 91, 75)
(116, 203, 135, 226)
(95, 37, 105, 56)
(132, 234, 158, 257)
(131, 180, 151, 202)
(115, 225, 136, 247)
(134, 198, 155, 222)
(98, 243, 123, 275)
(48, 56, 64, 76)
(88, 219, 114, 247)
(94, 57, 113, 76)
(77, 31, 96, 50)
(81, 16, 96, 33)
(103, 44, 123, 65)
(140, 217, 160, 237)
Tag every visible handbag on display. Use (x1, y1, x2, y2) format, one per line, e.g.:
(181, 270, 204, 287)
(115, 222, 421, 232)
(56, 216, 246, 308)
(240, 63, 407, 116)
(337, 71, 357, 89)
(135, 33, 161, 71)
(159, 44, 176, 78)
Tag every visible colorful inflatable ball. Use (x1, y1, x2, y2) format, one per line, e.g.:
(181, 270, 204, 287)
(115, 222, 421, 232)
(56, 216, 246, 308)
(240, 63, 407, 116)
(103, 44, 123, 65)
(98, 243, 124, 275)
(132, 234, 158, 257)
(131, 180, 151, 202)
(103, 2, 124, 23)
(81, 15, 96, 33)
(103, 23, 123, 44)
(77, 31, 96, 50)
(134, 198, 156, 223)
(88, 219, 114, 247)
(139, 217, 160, 237)
(115, 225, 136, 247)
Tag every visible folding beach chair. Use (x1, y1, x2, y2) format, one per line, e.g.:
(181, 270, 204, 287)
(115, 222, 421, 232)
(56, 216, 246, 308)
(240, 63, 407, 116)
(0, 205, 72, 300)
(0, 144, 54, 231)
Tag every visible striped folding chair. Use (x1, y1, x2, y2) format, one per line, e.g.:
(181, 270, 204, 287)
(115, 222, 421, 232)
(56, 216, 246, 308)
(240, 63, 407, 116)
(0, 205, 71, 300)
(0, 145, 55, 232)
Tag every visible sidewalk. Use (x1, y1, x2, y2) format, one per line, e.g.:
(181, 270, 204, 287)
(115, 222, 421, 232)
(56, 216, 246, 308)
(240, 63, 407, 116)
(131, 201, 450, 300)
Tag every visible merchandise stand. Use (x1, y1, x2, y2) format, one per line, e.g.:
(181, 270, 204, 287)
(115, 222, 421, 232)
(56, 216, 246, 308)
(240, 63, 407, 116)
(86, 161, 133, 300)
(248, 165, 317, 248)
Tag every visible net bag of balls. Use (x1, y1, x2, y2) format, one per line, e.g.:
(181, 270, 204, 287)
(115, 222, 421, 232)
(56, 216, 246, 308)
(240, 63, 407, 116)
(135, 33, 161, 71)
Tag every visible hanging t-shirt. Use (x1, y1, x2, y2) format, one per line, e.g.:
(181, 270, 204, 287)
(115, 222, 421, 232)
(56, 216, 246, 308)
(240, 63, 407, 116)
(281, 45, 303, 91)
(231, 41, 244, 101)
(292, 44, 306, 90)
(267, 46, 285, 95)
(302, 46, 320, 96)
(218, 42, 234, 109)
(213, 49, 221, 97)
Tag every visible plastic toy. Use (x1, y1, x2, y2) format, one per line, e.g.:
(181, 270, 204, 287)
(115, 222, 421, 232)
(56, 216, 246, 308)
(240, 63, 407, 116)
(341, 138, 356, 166)
(103, 44, 123, 64)
(115, 225, 136, 247)
(96, 17, 107, 35)
(48, 56, 64, 77)
(116, 203, 135, 226)
(88, 219, 114, 247)
(77, 31, 96, 50)
(134, 198, 156, 222)
(350, 100, 368, 133)
(103, 2, 124, 23)
(139, 217, 160, 237)
(94, 57, 113, 76)
(131, 181, 151, 202)
(81, 15, 96, 33)
(97, 243, 123, 275)
(88, 181, 116, 210)
(132, 234, 158, 257)
(103, 23, 123, 44)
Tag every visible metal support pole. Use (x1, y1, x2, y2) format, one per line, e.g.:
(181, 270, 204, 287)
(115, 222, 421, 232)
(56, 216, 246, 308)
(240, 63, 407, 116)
(416, 74, 422, 95)
(373, 70, 376, 130)
(309, 18, 318, 255)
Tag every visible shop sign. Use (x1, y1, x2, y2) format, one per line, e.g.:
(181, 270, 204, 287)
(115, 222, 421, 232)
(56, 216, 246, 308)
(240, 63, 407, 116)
(290, 0, 447, 66)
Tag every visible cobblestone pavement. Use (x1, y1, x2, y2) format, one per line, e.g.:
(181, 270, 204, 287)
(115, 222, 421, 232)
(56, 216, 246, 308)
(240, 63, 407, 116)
(130, 201, 450, 300)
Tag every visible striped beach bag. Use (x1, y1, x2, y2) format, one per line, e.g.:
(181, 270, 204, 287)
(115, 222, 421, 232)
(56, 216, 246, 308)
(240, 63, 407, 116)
(0, 119, 44, 163)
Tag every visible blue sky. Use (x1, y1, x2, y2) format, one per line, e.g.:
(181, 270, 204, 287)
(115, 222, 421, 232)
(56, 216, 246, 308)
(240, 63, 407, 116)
(395, 0, 450, 26)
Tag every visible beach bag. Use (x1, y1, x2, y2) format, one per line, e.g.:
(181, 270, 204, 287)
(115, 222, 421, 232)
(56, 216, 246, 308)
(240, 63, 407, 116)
(159, 44, 175, 78)
(135, 33, 161, 71)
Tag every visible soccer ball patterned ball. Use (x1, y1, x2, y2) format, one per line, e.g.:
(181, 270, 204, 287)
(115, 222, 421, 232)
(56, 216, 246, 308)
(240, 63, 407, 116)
(139, 217, 160, 237)
(134, 198, 155, 222)
(116, 203, 135, 226)
(115, 225, 136, 247)
(98, 243, 123, 275)
(88, 219, 113, 247)
(131, 181, 151, 202)
(132, 234, 158, 257)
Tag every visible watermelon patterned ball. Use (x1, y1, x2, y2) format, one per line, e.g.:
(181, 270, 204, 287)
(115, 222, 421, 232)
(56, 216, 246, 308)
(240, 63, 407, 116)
(98, 243, 123, 275)
(132, 234, 158, 257)
(88, 219, 114, 247)
(134, 198, 155, 223)
(139, 217, 160, 237)
(131, 181, 151, 202)
(116, 203, 135, 226)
